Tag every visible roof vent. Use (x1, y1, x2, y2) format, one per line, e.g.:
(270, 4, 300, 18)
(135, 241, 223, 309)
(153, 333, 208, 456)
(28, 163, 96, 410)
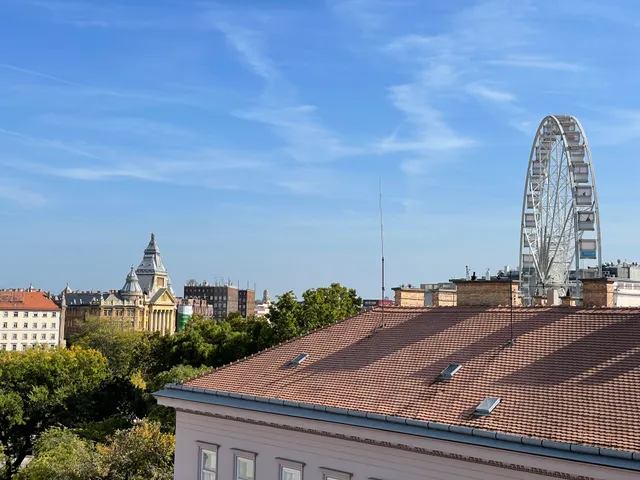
(290, 353, 309, 366)
(475, 397, 501, 416)
(437, 363, 462, 382)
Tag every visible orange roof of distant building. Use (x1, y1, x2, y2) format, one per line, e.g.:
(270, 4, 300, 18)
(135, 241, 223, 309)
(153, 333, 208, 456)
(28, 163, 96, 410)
(182, 306, 640, 455)
(0, 290, 60, 311)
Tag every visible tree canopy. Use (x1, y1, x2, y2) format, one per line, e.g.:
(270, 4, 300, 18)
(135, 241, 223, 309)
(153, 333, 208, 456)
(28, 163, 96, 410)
(17, 422, 174, 480)
(1, 282, 361, 479)
(0, 347, 109, 479)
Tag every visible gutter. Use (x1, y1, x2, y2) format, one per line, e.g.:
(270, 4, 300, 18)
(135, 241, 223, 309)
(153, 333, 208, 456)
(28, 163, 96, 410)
(155, 384, 640, 472)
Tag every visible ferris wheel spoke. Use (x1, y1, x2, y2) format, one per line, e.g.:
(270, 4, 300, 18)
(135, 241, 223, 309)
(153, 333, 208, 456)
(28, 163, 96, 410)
(519, 115, 601, 305)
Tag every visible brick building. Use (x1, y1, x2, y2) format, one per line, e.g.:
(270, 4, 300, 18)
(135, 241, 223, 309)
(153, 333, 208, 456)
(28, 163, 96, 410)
(238, 289, 255, 318)
(183, 281, 255, 320)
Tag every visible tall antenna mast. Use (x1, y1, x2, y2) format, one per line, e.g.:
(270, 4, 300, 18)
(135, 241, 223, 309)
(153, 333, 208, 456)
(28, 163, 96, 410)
(379, 177, 386, 329)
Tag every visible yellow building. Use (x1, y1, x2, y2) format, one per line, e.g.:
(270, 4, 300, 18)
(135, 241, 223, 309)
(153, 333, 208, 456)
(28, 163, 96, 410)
(61, 233, 177, 337)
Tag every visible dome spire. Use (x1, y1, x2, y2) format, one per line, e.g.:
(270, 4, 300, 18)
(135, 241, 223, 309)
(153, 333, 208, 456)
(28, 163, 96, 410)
(121, 265, 143, 296)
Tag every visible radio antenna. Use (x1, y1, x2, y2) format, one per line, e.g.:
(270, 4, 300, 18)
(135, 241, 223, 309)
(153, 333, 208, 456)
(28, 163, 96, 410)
(378, 177, 386, 329)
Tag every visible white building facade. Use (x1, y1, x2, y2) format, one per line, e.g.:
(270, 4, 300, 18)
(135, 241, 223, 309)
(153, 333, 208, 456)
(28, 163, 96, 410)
(0, 289, 63, 351)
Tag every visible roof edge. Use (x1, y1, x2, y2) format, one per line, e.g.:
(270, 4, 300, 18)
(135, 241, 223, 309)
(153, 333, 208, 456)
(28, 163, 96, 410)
(155, 384, 640, 470)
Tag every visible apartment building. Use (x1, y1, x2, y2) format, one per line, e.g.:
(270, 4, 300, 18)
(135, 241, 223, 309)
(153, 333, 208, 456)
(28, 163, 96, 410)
(183, 281, 255, 320)
(156, 306, 640, 479)
(0, 289, 63, 351)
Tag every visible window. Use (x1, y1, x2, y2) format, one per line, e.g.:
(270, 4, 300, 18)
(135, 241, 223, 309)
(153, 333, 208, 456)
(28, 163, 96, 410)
(52, 312, 57, 318)
(41, 334, 46, 340)
(23, 322, 28, 329)
(198, 443, 218, 480)
(33, 313, 38, 318)
(12, 322, 17, 328)
(52, 323, 56, 329)
(320, 468, 352, 480)
(50, 334, 56, 340)
(278, 458, 304, 480)
(43, 313, 48, 317)
(233, 450, 256, 480)
(13, 312, 18, 317)
(11, 344, 16, 351)
(1, 322, 6, 328)
(22, 334, 27, 340)
(49, 344, 56, 348)
(11, 334, 17, 340)
(1, 334, 6, 340)
(2, 312, 7, 317)
(1, 344, 5, 350)
(41, 323, 46, 329)
(23, 312, 28, 317)
(32, 334, 37, 340)
(32, 322, 37, 328)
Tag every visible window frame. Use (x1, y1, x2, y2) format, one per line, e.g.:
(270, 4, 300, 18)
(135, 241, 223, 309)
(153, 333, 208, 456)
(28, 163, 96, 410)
(232, 449, 257, 480)
(196, 441, 218, 480)
(277, 458, 304, 480)
(320, 468, 352, 480)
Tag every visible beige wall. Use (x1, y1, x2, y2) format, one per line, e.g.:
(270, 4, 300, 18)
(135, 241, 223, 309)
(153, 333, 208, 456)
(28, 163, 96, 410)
(454, 281, 521, 307)
(434, 290, 457, 306)
(393, 288, 425, 307)
(582, 279, 615, 307)
(161, 398, 638, 480)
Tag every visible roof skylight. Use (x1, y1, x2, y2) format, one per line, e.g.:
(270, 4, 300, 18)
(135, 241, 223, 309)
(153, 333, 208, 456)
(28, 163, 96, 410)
(475, 397, 501, 416)
(290, 353, 309, 366)
(437, 363, 462, 381)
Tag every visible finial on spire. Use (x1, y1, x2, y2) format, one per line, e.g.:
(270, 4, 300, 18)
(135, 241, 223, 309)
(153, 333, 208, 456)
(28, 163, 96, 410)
(151, 232, 155, 243)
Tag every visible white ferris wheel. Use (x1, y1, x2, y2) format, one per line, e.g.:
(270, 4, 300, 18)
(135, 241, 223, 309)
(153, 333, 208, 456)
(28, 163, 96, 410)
(518, 115, 602, 305)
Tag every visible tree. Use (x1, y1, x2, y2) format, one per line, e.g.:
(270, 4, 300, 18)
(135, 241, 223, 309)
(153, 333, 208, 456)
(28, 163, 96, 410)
(15, 427, 103, 480)
(266, 291, 301, 343)
(299, 283, 362, 331)
(97, 421, 174, 480)
(267, 284, 362, 339)
(0, 347, 109, 479)
(18, 422, 174, 480)
(69, 317, 156, 378)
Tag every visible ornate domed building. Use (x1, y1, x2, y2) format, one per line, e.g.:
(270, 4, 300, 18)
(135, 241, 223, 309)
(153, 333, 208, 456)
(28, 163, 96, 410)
(59, 233, 178, 338)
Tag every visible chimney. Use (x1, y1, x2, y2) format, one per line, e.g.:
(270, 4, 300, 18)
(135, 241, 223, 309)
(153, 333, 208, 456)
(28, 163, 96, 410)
(392, 286, 425, 307)
(582, 278, 616, 307)
(451, 278, 521, 307)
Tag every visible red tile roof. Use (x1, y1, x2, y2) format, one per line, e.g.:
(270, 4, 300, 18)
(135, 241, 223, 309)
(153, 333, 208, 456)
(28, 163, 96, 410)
(0, 291, 60, 311)
(184, 306, 640, 453)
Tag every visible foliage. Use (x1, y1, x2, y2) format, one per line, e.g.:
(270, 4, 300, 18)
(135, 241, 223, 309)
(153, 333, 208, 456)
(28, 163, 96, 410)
(97, 421, 174, 480)
(299, 283, 362, 331)
(69, 317, 156, 378)
(0, 347, 109, 479)
(3, 283, 361, 479)
(18, 422, 174, 480)
(267, 283, 362, 337)
(15, 427, 103, 480)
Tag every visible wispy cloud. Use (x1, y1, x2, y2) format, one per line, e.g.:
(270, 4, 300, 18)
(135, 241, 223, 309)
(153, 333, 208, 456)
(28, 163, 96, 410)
(488, 55, 585, 72)
(0, 63, 213, 108)
(0, 182, 48, 208)
(210, 16, 364, 164)
(466, 83, 516, 103)
(0, 127, 101, 159)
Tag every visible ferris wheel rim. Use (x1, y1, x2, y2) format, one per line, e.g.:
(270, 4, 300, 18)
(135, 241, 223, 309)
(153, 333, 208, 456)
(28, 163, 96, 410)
(518, 114, 602, 301)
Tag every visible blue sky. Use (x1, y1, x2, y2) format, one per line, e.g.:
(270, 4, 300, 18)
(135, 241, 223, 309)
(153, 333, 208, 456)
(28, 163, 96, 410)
(1, 0, 640, 299)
